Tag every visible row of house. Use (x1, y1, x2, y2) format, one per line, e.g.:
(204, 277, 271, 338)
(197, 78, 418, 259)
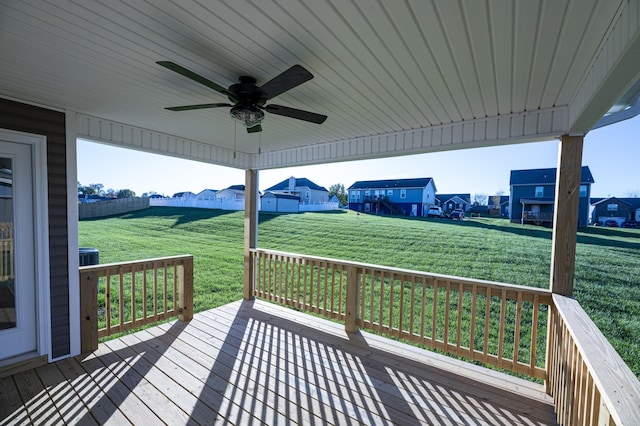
(346, 166, 599, 227)
(154, 177, 339, 213)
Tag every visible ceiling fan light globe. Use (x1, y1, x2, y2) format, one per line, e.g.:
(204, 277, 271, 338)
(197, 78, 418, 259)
(230, 105, 265, 127)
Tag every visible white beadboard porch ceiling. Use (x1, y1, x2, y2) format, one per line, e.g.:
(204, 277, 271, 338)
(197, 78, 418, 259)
(1, 0, 639, 170)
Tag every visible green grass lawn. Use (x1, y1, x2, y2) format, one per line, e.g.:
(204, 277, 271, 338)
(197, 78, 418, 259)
(79, 207, 640, 377)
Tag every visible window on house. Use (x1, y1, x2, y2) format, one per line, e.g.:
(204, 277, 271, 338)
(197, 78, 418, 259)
(607, 203, 618, 211)
(580, 185, 587, 197)
(400, 189, 406, 199)
(535, 186, 544, 197)
(387, 190, 393, 196)
(365, 190, 370, 196)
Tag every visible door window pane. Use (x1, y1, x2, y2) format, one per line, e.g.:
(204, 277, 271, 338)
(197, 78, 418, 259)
(0, 158, 15, 330)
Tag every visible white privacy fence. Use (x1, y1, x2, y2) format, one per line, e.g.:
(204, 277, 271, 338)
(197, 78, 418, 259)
(150, 197, 339, 212)
(150, 197, 245, 211)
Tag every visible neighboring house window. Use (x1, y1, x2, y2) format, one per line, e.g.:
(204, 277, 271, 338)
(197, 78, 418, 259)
(400, 189, 406, 198)
(387, 189, 393, 196)
(580, 185, 587, 197)
(607, 203, 618, 211)
(365, 190, 370, 196)
(448, 202, 453, 210)
(305, 191, 310, 199)
(535, 186, 544, 197)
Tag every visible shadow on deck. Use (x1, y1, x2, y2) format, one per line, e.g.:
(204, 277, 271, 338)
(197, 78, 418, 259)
(0, 299, 556, 425)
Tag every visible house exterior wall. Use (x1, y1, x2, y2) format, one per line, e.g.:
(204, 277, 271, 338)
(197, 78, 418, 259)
(348, 184, 435, 217)
(592, 198, 632, 224)
(510, 183, 591, 227)
(0, 98, 69, 359)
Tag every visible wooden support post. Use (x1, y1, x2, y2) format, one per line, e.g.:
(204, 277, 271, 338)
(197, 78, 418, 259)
(178, 256, 194, 321)
(244, 169, 258, 300)
(79, 270, 98, 353)
(550, 134, 584, 296)
(345, 266, 360, 333)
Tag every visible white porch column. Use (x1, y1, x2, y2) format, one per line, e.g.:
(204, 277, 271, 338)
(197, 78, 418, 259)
(550, 135, 584, 296)
(243, 169, 258, 300)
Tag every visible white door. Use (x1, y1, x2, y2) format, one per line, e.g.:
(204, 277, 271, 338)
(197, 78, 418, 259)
(0, 141, 37, 359)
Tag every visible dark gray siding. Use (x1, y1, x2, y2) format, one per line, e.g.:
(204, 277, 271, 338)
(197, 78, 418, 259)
(0, 98, 70, 358)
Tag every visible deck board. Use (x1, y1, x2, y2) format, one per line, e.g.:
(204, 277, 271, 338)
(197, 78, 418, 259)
(0, 299, 557, 425)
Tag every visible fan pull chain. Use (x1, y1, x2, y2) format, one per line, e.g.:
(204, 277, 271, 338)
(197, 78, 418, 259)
(258, 132, 261, 155)
(233, 120, 237, 159)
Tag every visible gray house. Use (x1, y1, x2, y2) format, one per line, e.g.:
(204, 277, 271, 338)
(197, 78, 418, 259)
(509, 166, 594, 227)
(435, 193, 472, 214)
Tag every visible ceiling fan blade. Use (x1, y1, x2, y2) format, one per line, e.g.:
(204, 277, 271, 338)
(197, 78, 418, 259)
(157, 61, 237, 100)
(165, 103, 232, 111)
(265, 104, 327, 124)
(247, 124, 262, 133)
(259, 65, 314, 100)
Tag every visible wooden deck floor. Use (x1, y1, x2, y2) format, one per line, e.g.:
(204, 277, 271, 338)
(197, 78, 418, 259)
(0, 299, 557, 425)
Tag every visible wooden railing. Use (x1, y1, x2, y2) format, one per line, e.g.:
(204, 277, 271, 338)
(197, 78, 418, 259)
(79, 255, 194, 353)
(523, 211, 554, 224)
(0, 222, 13, 281)
(251, 248, 551, 380)
(548, 294, 640, 425)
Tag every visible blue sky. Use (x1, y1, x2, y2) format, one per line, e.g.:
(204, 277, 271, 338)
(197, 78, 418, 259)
(77, 115, 640, 199)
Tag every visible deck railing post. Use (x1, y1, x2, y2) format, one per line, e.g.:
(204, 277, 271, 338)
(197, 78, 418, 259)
(345, 265, 360, 333)
(178, 255, 194, 321)
(79, 269, 99, 353)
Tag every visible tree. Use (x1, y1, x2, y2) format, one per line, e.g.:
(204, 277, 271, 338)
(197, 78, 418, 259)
(328, 183, 348, 206)
(117, 188, 136, 198)
(472, 193, 487, 206)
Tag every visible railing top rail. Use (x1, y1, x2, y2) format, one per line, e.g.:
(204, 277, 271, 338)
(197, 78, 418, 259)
(79, 254, 194, 273)
(251, 248, 552, 297)
(553, 294, 640, 424)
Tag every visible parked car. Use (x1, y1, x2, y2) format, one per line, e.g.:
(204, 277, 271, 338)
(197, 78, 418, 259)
(450, 209, 465, 220)
(604, 219, 619, 227)
(622, 221, 638, 229)
(427, 206, 443, 218)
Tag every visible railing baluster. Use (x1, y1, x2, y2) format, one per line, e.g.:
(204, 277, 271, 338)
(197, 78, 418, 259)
(131, 267, 136, 327)
(163, 261, 168, 316)
(512, 292, 523, 372)
(315, 260, 321, 314)
(483, 286, 491, 364)
(470, 284, 477, 360)
(378, 271, 385, 332)
(431, 278, 438, 350)
(456, 281, 463, 356)
(498, 288, 507, 369)
(105, 270, 111, 333)
(389, 272, 394, 334)
(444, 280, 451, 350)
(420, 277, 427, 345)
(530, 294, 539, 374)
(153, 264, 158, 321)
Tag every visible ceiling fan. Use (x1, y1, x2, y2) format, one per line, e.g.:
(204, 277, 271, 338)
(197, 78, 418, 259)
(157, 61, 327, 133)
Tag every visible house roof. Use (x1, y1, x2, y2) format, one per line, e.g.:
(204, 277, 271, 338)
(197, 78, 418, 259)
(224, 185, 245, 191)
(509, 166, 595, 186)
(263, 192, 299, 200)
(520, 197, 556, 205)
(2, 2, 638, 170)
(265, 177, 327, 192)
(591, 197, 640, 209)
(348, 178, 434, 190)
(436, 194, 471, 204)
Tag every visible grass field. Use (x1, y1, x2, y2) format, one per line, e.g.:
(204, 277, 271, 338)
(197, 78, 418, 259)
(79, 207, 640, 377)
